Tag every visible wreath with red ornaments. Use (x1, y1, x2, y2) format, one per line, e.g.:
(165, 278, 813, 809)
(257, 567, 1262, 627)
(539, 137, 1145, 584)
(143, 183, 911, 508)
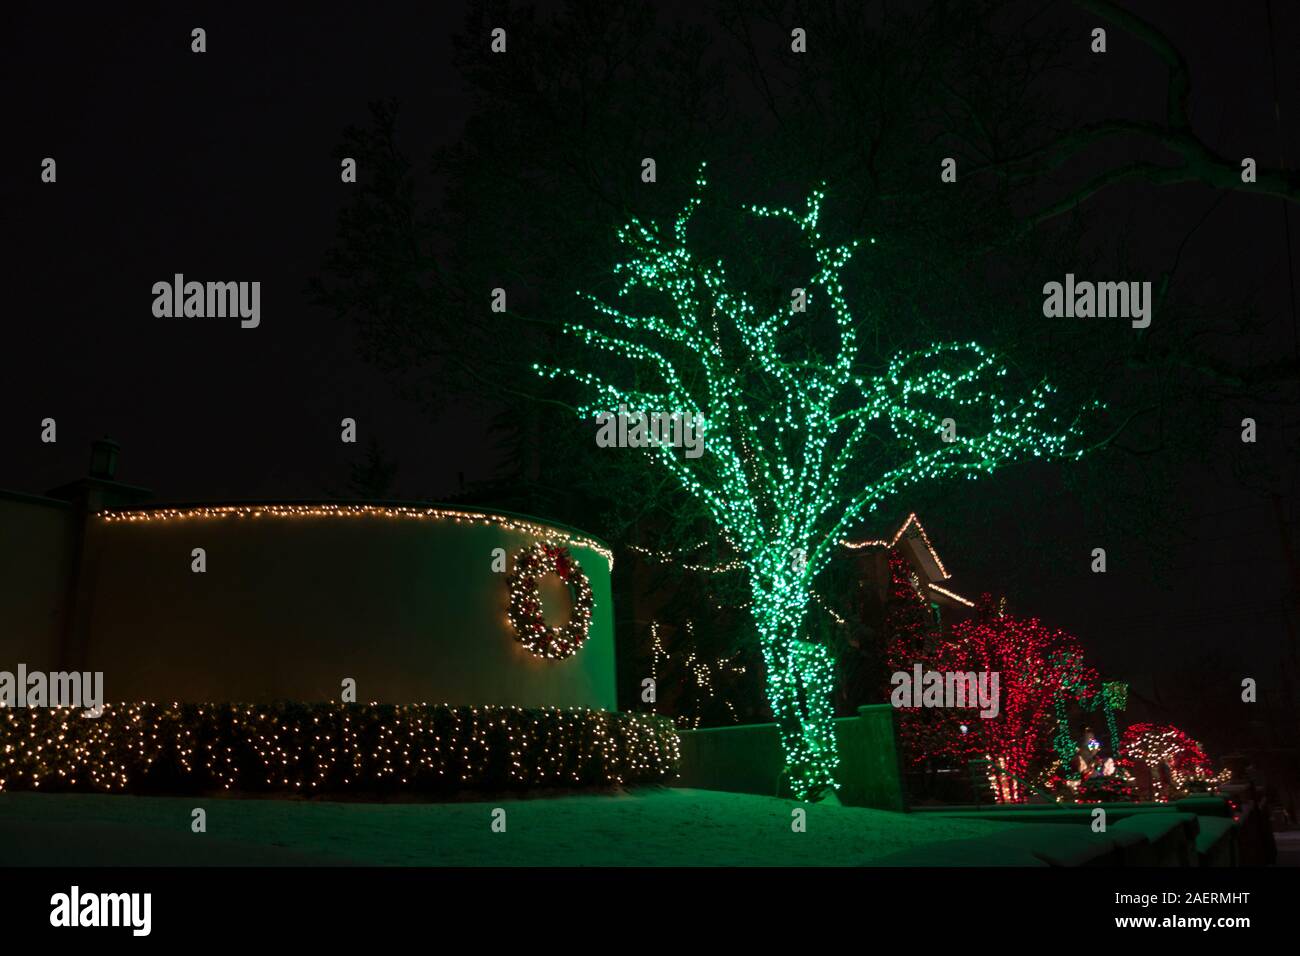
(506, 542, 594, 659)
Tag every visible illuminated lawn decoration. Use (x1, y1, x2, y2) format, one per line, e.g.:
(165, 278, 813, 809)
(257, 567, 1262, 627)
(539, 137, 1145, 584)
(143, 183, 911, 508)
(1121, 722, 1225, 802)
(1050, 655, 1123, 780)
(537, 169, 1093, 798)
(649, 620, 746, 729)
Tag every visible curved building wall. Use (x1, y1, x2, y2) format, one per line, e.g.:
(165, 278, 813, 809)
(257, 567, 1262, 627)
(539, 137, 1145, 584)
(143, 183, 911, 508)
(76, 504, 616, 709)
(0, 493, 77, 669)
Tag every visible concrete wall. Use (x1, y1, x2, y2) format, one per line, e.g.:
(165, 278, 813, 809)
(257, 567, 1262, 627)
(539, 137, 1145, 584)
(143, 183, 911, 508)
(834, 704, 908, 811)
(675, 722, 785, 797)
(675, 705, 907, 809)
(0, 493, 77, 669)
(56, 505, 616, 708)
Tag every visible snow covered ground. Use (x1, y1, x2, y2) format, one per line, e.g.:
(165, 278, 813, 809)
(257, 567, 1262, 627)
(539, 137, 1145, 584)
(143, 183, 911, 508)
(0, 787, 1022, 866)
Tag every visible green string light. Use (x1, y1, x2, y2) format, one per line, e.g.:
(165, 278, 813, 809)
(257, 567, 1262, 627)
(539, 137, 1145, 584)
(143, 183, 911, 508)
(536, 167, 1095, 799)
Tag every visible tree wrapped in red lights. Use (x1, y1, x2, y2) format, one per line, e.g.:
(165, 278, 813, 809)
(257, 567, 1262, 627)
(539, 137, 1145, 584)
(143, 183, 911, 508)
(882, 549, 951, 766)
(1121, 722, 1220, 802)
(932, 598, 1093, 803)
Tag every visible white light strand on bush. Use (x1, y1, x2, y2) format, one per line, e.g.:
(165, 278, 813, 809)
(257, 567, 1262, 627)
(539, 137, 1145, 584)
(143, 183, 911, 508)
(0, 703, 679, 792)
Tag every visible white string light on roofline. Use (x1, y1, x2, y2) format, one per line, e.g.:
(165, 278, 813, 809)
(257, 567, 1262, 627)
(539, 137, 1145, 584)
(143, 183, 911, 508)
(840, 512, 951, 580)
(96, 503, 615, 571)
(928, 583, 975, 608)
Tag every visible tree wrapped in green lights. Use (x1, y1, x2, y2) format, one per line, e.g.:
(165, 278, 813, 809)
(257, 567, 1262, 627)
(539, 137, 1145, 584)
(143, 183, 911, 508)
(537, 167, 1093, 799)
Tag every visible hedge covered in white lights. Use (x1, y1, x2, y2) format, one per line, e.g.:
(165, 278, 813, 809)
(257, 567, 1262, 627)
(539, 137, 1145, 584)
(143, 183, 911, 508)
(0, 702, 680, 794)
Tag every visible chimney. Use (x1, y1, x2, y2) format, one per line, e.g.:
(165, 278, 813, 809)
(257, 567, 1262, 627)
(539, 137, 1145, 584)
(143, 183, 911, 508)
(89, 437, 121, 480)
(46, 438, 150, 511)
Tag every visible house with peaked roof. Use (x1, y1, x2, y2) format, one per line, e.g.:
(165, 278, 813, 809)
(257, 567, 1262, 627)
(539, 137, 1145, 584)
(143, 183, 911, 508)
(828, 513, 977, 714)
(841, 512, 976, 616)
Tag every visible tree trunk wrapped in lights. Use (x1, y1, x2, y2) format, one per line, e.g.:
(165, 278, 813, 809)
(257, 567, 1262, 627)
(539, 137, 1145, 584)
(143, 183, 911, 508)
(537, 167, 1095, 799)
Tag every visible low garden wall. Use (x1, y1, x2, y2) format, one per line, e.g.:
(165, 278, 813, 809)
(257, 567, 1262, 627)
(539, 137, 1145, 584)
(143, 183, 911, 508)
(905, 795, 1242, 865)
(674, 704, 906, 810)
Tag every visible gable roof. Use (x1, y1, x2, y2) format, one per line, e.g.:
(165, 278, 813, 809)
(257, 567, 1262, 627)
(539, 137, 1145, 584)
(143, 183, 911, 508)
(841, 512, 975, 608)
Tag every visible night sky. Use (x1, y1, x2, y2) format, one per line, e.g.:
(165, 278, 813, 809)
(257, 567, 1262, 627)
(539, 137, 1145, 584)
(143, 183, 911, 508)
(3, 2, 1298, 710)
(3, 3, 488, 502)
